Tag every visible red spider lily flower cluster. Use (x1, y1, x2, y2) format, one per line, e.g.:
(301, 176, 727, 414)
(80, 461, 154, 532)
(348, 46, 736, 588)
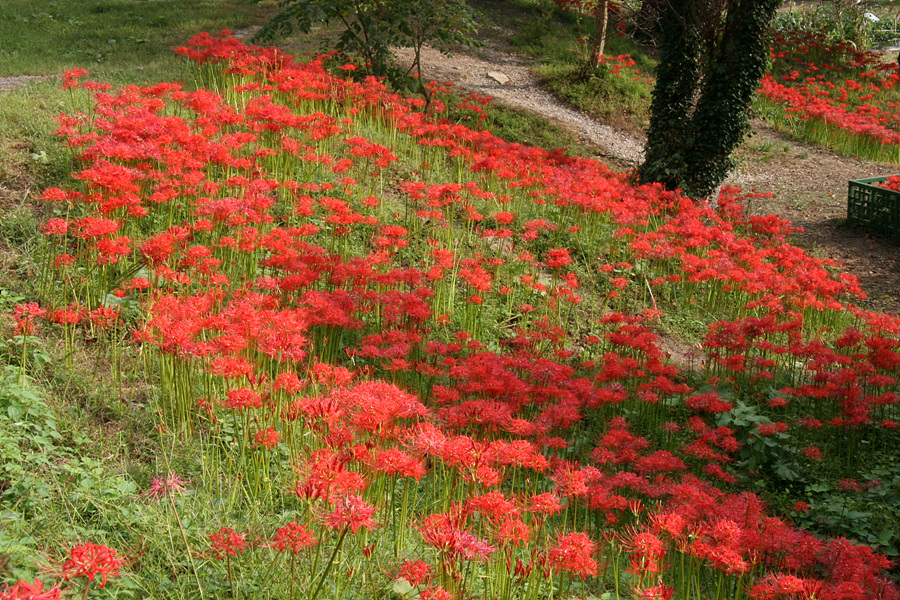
(548, 531, 598, 578)
(0, 579, 61, 600)
(760, 29, 900, 158)
(268, 522, 318, 554)
(140, 471, 189, 500)
(208, 527, 249, 559)
(15, 33, 899, 600)
(60, 543, 122, 588)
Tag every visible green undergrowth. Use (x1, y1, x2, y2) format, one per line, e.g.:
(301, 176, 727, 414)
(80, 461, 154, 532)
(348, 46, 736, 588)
(536, 62, 652, 135)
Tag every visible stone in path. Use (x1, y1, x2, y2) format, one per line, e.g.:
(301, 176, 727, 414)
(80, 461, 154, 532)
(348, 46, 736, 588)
(487, 71, 510, 85)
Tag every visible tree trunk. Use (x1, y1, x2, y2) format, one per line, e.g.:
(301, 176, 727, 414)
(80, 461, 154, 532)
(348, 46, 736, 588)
(637, 0, 781, 199)
(590, 0, 609, 65)
(681, 0, 782, 197)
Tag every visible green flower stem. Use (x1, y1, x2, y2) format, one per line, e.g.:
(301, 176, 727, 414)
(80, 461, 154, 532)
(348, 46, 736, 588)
(310, 525, 349, 600)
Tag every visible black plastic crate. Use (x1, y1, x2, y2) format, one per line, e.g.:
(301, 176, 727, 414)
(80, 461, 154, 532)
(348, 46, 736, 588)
(847, 176, 900, 237)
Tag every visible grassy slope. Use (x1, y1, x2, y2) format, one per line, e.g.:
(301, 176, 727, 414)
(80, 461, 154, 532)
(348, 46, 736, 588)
(0, 1, 899, 595)
(0, 1, 285, 273)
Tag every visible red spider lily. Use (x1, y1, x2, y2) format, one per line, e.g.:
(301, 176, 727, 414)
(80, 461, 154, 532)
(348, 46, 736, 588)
(419, 587, 454, 600)
(293, 448, 367, 503)
(0, 579, 61, 600)
(273, 371, 307, 394)
(254, 426, 281, 449)
(748, 574, 824, 599)
(325, 493, 378, 533)
(221, 387, 263, 411)
(370, 448, 427, 479)
(465, 491, 518, 521)
(633, 584, 675, 600)
(493, 514, 531, 547)
(418, 512, 496, 561)
(13, 303, 46, 336)
(546, 247, 573, 269)
(209, 527, 249, 559)
(329, 381, 429, 438)
(46, 304, 84, 326)
(61, 543, 122, 588)
(268, 522, 317, 554)
(547, 532, 598, 579)
(60, 67, 90, 90)
(623, 530, 667, 575)
(528, 492, 563, 516)
(395, 560, 432, 587)
(141, 471, 188, 500)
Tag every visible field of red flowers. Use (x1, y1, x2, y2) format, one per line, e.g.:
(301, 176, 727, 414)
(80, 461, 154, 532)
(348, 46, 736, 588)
(759, 29, 900, 162)
(3, 33, 900, 600)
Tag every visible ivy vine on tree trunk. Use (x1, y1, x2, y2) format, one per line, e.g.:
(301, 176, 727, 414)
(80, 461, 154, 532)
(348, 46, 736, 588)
(637, 0, 781, 200)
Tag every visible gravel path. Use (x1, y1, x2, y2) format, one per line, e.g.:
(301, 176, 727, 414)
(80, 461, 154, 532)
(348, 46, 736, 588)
(393, 44, 646, 165)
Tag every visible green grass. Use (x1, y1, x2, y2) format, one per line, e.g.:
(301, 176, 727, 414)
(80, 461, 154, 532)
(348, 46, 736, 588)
(0, 0, 280, 83)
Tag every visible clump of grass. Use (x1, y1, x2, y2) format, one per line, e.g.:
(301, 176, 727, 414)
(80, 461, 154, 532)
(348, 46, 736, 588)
(537, 61, 652, 135)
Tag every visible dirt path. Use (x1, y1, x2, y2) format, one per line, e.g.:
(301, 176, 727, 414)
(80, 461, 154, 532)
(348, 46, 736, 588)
(726, 123, 899, 314)
(395, 43, 900, 315)
(0, 75, 51, 92)
(393, 45, 645, 164)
